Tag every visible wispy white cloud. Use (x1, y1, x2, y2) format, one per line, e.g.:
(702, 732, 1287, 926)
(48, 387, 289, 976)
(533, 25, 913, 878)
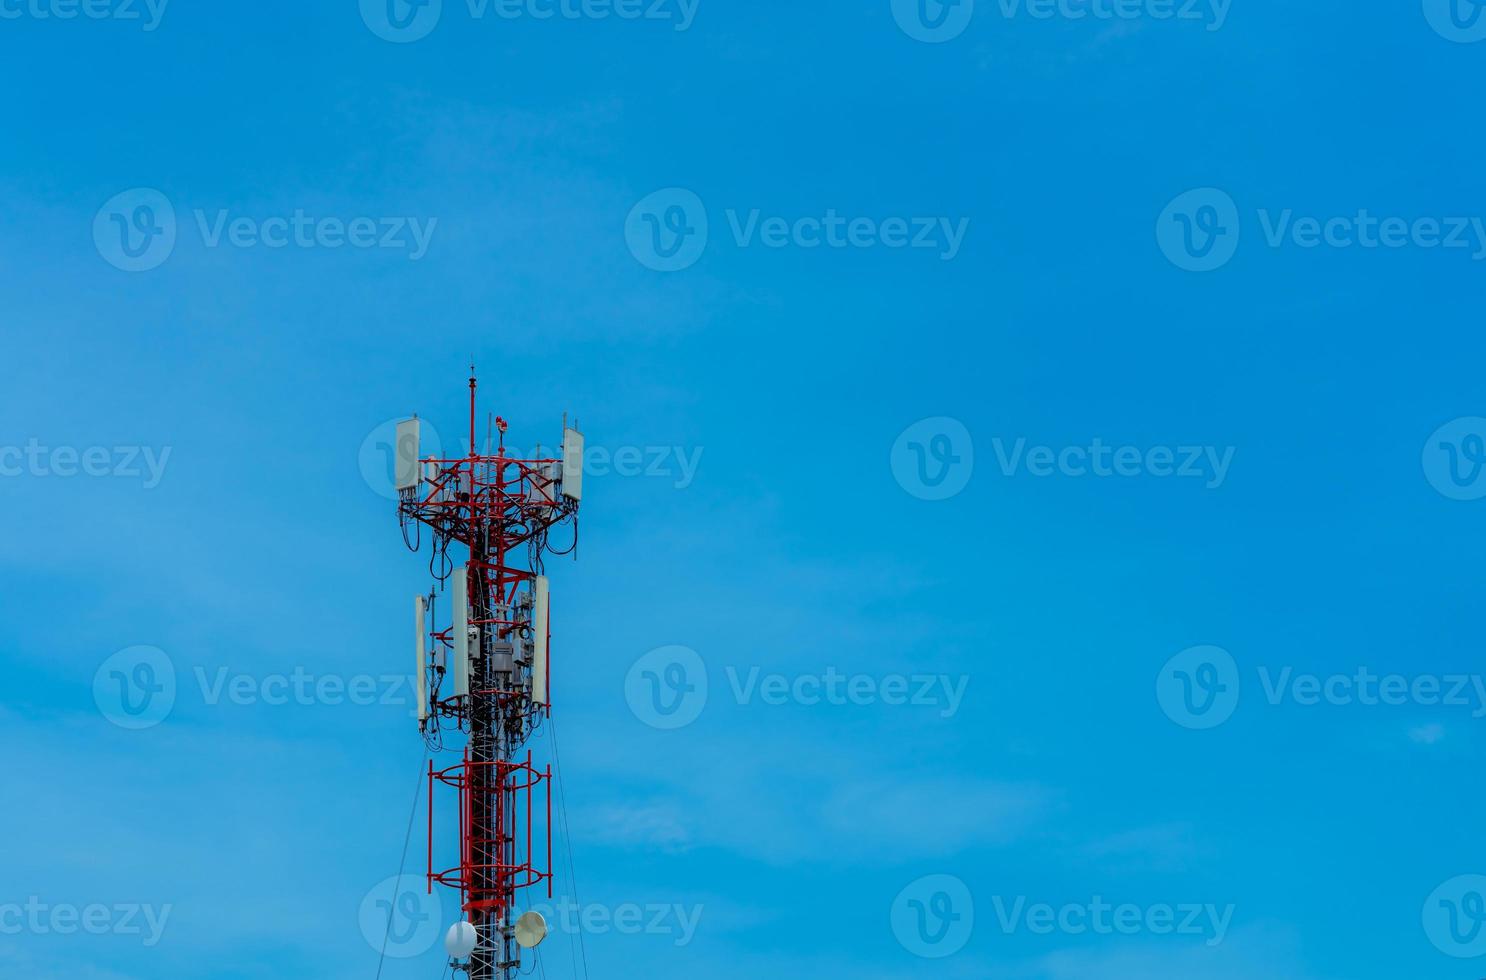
(819, 776, 1047, 856)
(988, 923, 1329, 980)
(0, 947, 147, 980)
(570, 721, 1049, 865)
(581, 801, 694, 853)
(1409, 723, 1445, 745)
(1081, 822, 1208, 873)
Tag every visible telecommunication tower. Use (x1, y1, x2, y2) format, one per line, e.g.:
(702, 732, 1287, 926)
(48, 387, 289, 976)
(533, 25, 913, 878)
(393, 369, 584, 980)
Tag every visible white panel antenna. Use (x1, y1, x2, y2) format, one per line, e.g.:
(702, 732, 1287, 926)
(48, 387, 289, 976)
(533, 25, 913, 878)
(560, 426, 584, 502)
(415, 594, 429, 724)
(532, 576, 550, 705)
(528, 462, 557, 507)
(452, 565, 471, 699)
(395, 417, 422, 491)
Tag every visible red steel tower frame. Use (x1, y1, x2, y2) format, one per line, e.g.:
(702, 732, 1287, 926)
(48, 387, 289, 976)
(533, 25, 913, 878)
(396, 371, 580, 980)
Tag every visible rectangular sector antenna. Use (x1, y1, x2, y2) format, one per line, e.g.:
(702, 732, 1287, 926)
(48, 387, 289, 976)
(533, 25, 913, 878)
(560, 427, 583, 502)
(394, 417, 421, 491)
(532, 576, 550, 705)
(451, 565, 470, 699)
(415, 595, 429, 724)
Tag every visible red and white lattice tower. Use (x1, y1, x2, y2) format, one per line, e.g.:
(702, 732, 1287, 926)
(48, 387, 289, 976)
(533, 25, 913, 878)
(393, 369, 583, 980)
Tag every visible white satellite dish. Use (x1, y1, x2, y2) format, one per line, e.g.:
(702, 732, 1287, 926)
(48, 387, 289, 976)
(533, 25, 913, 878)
(445, 921, 478, 958)
(515, 910, 548, 949)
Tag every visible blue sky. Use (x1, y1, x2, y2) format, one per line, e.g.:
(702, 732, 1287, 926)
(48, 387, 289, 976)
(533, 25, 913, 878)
(3, 1, 1486, 977)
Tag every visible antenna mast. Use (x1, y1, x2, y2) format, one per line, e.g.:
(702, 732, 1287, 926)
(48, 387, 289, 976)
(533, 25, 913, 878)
(393, 371, 585, 979)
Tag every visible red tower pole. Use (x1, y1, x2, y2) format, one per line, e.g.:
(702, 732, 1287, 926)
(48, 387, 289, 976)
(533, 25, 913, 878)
(397, 373, 578, 980)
